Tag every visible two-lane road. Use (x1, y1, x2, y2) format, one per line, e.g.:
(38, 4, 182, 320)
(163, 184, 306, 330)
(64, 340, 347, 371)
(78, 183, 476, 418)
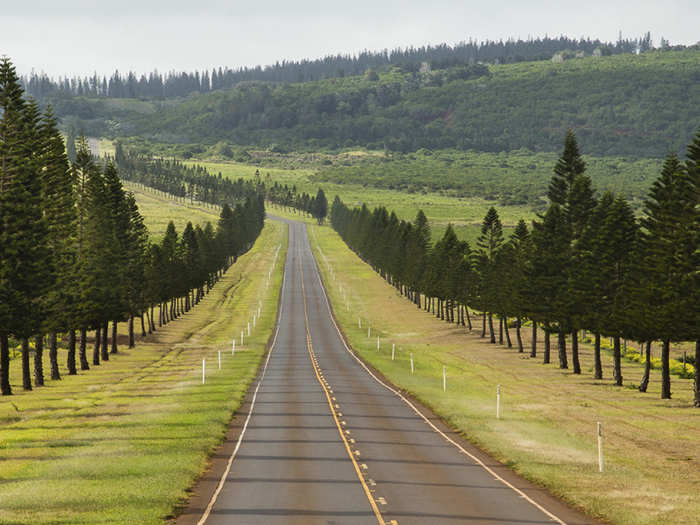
(183, 219, 594, 525)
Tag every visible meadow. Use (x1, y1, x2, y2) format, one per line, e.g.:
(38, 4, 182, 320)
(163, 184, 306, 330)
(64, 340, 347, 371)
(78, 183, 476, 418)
(125, 182, 222, 240)
(307, 220, 699, 525)
(190, 158, 536, 243)
(0, 209, 287, 524)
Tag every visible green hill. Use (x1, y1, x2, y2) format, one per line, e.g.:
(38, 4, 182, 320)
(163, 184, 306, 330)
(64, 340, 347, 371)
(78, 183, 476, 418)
(87, 50, 700, 158)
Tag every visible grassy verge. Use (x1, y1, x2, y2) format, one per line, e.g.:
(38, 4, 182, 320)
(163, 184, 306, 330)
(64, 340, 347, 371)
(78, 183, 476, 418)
(0, 219, 287, 525)
(307, 222, 699, 525)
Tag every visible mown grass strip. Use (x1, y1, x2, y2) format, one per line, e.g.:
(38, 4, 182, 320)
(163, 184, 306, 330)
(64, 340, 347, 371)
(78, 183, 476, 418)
(307, 221, 699, 525)
(0, 219, 287, 525)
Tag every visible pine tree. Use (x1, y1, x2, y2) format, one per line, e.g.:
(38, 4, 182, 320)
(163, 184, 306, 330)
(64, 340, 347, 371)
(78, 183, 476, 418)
(597, 195, 638, 386)
(684, 131, 700, 407)
(529, 204, 571, 368)
(0, 59, 49, 392)
(38, 106, 78, 379)
(312, 188, 328, 224)
(508, 220, 532, 353)
(475, 207, 503, 343)
(638, 153, 695, 399)
(546, 130, 596, 373)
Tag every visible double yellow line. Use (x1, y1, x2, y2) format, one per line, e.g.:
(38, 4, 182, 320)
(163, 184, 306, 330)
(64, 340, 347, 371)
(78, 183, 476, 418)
(298, 256, 387, 525)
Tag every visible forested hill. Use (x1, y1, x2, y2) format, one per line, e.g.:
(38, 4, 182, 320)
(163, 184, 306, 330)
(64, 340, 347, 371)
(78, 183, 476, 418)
(58, 50, 699, 158)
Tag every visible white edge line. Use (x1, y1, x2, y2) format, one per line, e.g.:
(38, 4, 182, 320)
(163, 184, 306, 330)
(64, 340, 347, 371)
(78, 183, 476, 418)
(307, 225, 568, 525)
(197, 228, 289, 525)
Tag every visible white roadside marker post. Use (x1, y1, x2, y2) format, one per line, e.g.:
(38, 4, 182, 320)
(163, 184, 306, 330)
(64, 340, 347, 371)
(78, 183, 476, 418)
(443, 366, 447, 392)
(597, 422, 604, 473)
(358, 317, 362, 328)
(368, 326, 371, 338)
(377, 336, 380, 351)
(497, 384, 501, 419)
(202, 359, 206, 384)
(232, 339, 236, 356)
(218, 350, 221, 369)
(247, 322, 251, 336)
(410, 353, 414, 375)
(392, 344, 395, 361)
(253, 314, 256, 329)
(241, 331, 244, 345)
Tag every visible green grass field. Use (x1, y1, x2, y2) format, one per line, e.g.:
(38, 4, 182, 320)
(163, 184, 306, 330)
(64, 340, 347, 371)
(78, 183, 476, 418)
(189, 159, 535, 243)
(125, 181, 222, 241)
(0, 216, 287, 524)
(307, 221, 699, 525)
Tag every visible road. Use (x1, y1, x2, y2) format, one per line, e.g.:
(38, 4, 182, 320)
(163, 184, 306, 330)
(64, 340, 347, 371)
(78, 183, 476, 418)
(184, 218, 594, 525)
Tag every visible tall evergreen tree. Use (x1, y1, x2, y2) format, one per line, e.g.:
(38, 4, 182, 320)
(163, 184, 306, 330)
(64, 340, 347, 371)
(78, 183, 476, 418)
(638, 153, 695, 399)
(0, 59, 49, 392)
(475, 207, 503, 343)
(312, 188, 328, 224)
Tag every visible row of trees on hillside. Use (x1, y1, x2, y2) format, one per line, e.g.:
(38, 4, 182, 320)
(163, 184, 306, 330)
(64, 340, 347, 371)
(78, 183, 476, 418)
(0, 57, 265, 395)
(266, 183, 328, 224)
(23, 34, 679, 100)
(114, 146, 263, 207)
(331, 131, 699, 405)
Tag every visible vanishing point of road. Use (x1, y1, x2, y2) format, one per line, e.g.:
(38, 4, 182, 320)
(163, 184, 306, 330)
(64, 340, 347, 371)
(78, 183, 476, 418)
(179, 218, 595, 525)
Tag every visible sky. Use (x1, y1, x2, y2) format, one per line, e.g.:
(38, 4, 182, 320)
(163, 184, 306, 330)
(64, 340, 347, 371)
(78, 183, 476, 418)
(2, 0, 699, 78)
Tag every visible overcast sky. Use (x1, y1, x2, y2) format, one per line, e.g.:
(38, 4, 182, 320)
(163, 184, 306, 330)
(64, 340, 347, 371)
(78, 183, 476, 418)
(3, 0, 698, 77)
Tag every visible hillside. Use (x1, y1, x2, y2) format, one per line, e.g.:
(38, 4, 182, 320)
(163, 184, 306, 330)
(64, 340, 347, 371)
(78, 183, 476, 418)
(57, 50, 700, 158)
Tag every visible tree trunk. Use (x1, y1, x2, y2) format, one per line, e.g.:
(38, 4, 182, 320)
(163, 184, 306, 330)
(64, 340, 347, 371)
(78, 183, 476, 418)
(660, 339, 671, 399)
(639, 341, 651, 392)
(543, 329, 551, 364)
(465, 308, 472, 330)
(557, 331, 568, 369)
(481, 312, 486, 338)
(149, 306, 154, 332)
(67, 330, 77, 375)
(49, 332, 60, 380)
(128, 317, 135, 348)
(101, 322, 109, 361)
(498, 317, 503, 345)
(0, 333, 12, 395)
(21, 338, 32, 390)
(594, 333, 603, 379)
(504, 317, 512, 348)
(571, 330, 581, 374)
(530, 322, 537, 358)
(613, 336, 623, 386)
(34, 336, 45, 387)
(693, 340, 699, 408)
(79, 329, 89, 370)
(111, 321, 118, 354)
(140, 314, 146, 337)
(488, 313, 495, 344)
(516, 318, 523, 353)
(93, 327, 101, 366)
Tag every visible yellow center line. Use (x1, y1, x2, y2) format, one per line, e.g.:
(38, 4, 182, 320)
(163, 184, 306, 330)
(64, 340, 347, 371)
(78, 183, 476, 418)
(299, 256, 387, 525)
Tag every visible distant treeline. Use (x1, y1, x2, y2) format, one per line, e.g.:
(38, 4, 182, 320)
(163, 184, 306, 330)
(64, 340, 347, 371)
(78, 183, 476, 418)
(330, 130, 699, 405)
(22, 34, 676, 100)
(0, 57, 265, 395)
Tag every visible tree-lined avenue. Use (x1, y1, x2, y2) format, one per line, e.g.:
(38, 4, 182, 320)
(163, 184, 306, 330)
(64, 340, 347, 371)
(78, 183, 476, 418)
(181, 217, 594, 525)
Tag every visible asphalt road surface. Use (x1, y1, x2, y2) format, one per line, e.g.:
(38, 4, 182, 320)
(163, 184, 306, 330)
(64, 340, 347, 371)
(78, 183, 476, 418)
(189, 218, 594, 525)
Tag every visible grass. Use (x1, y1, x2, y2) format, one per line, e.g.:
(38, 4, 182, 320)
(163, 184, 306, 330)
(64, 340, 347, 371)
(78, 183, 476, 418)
(307, 221, 700, 525)
(188, 159, 535, 243)
(125, 182, 222, 241)
(0, 215, 288, 524)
